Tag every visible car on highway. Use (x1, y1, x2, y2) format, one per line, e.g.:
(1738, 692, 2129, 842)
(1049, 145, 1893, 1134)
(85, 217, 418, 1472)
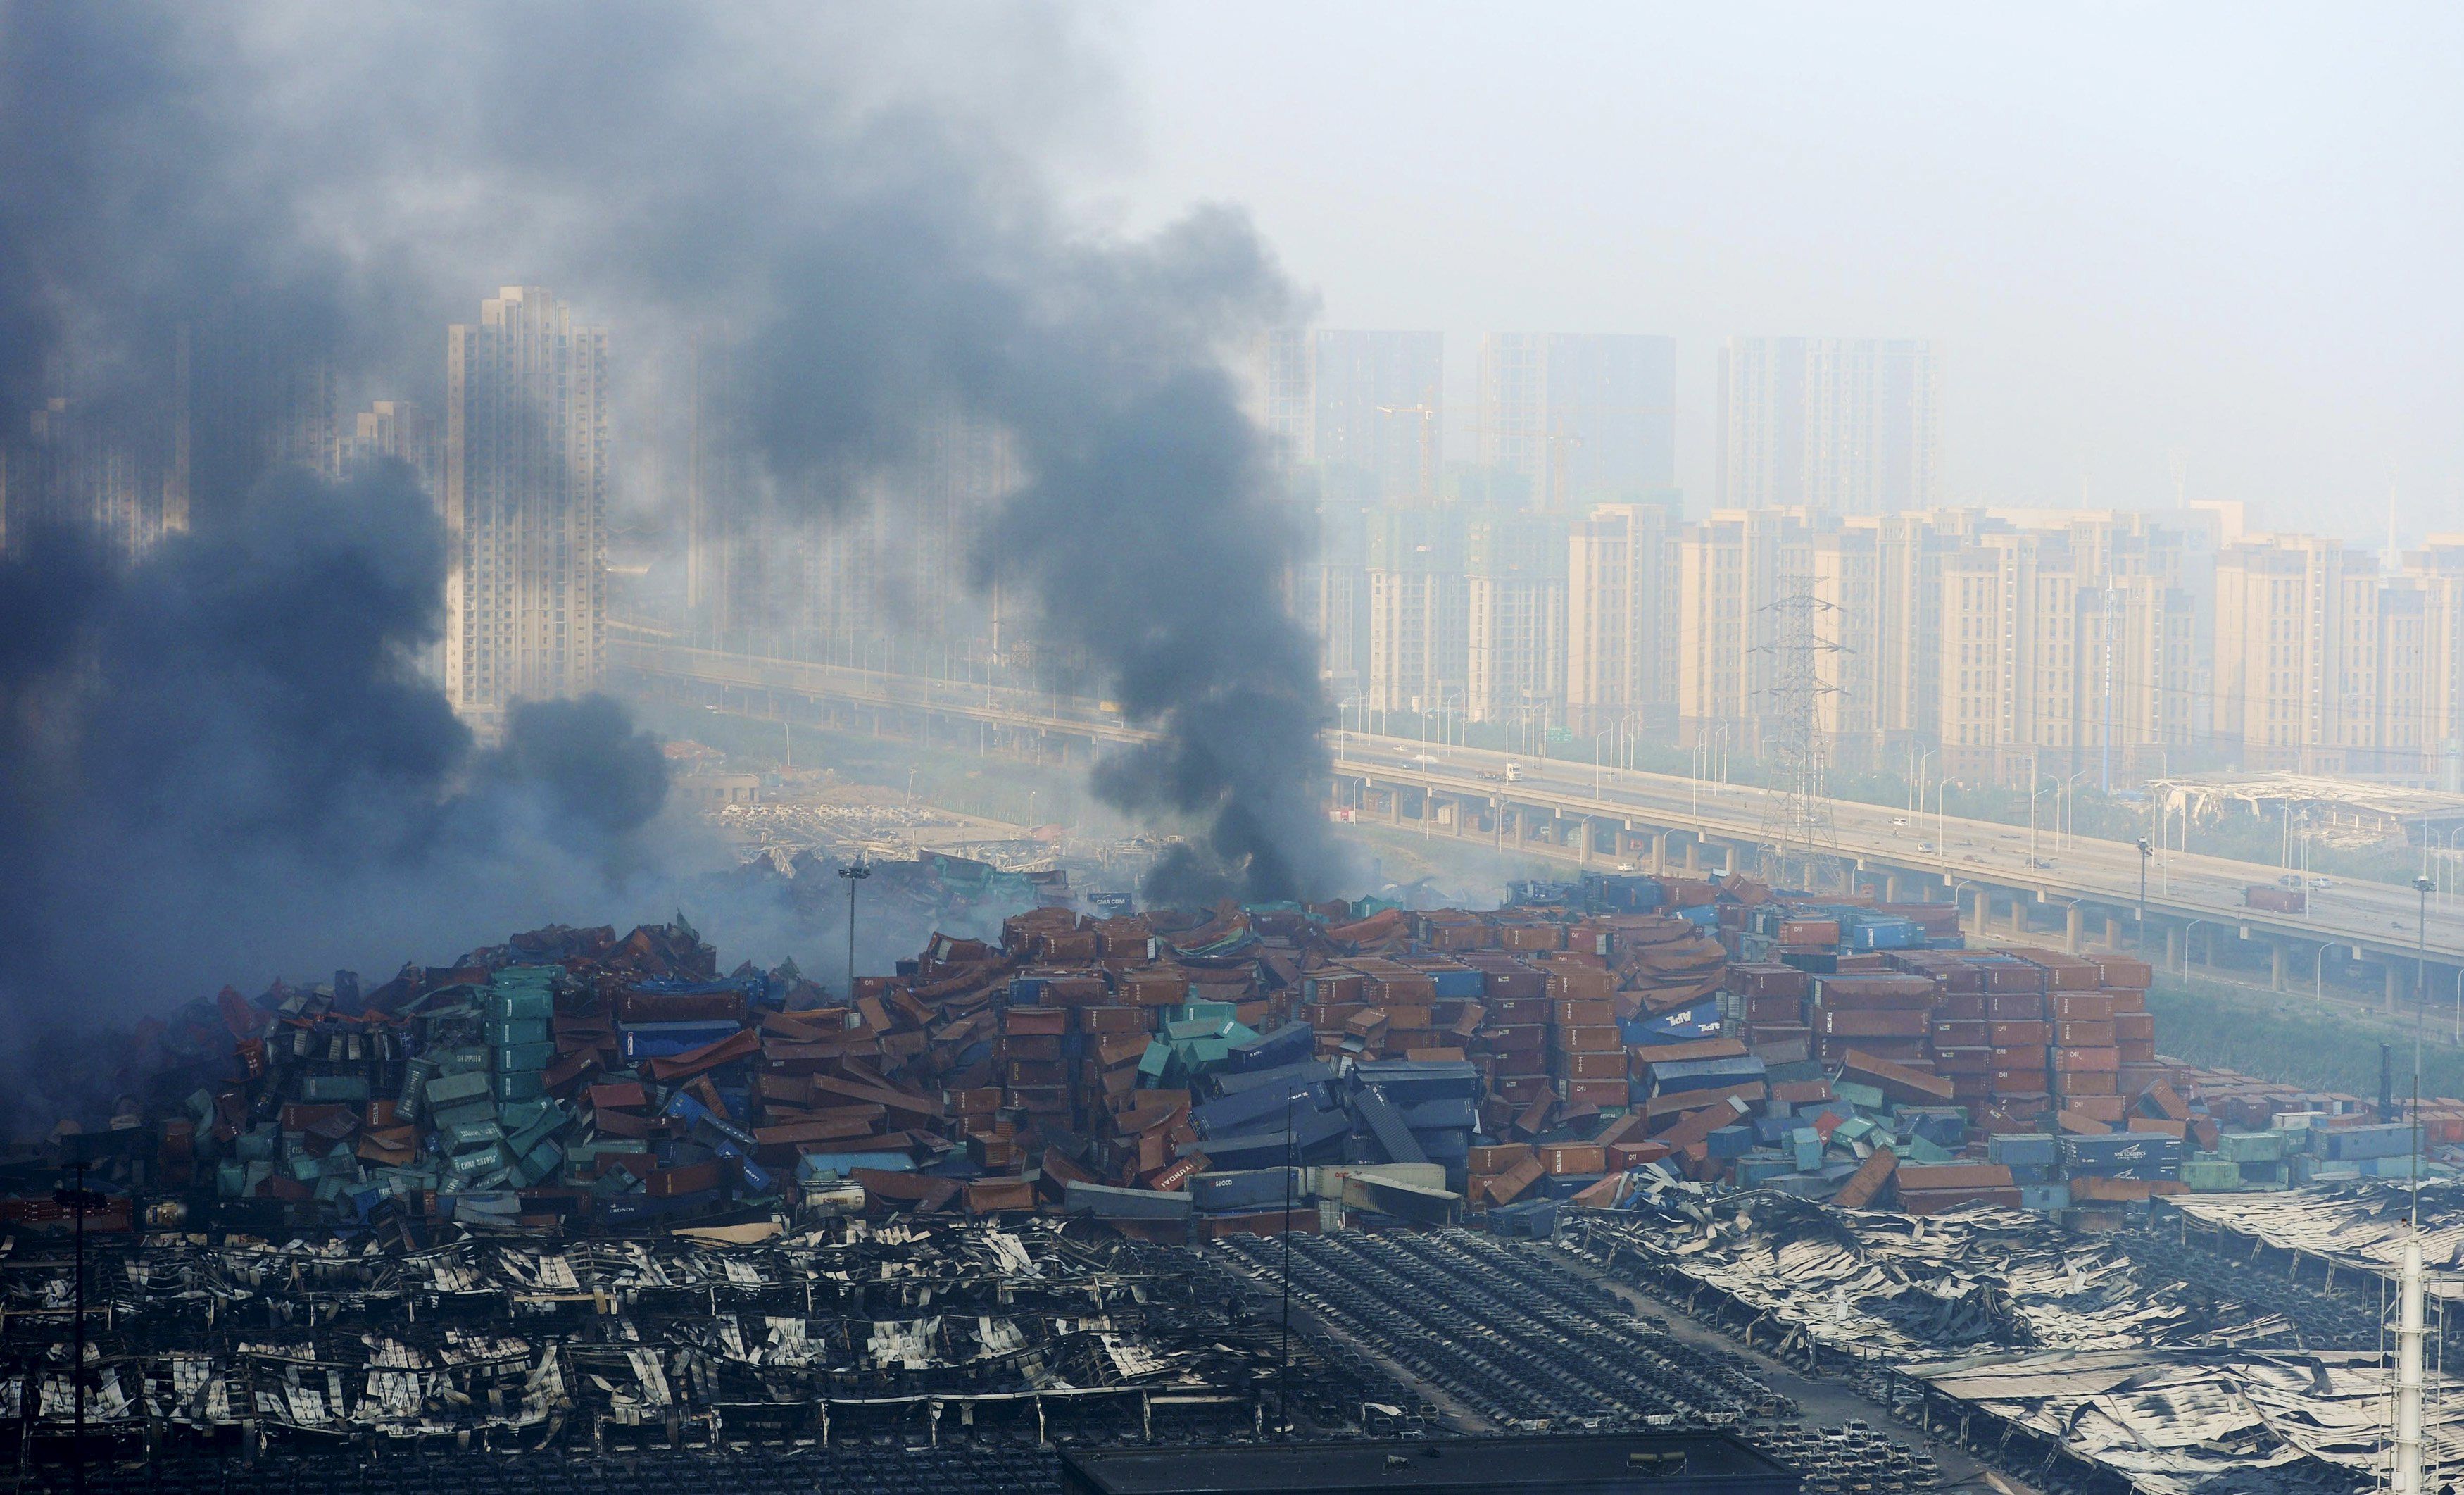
(1916, 841, 1937, 853)
(1502, 761, 1524, 782)
(2311, 876, 2334, 889)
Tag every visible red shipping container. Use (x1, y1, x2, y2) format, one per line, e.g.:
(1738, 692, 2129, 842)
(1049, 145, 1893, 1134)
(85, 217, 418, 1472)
(2051, 994, 2118, 1020)
(1818, 1008, 1930, 1037)
(1554, 1025, 1623, 1053)
(1561, 1079, 1631, 1107)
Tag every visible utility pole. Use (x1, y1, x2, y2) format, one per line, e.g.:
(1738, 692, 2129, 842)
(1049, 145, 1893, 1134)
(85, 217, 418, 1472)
(838, 859, 871, 999)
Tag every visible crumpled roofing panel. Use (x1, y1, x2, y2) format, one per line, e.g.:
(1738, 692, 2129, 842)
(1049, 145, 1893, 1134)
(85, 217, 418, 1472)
(1, 1218, 1269, 1445)
(1568, 1192, 2292, 1358)
(1906, 1346, 2464, 1495)
(2168, 1181, 2464, 1297)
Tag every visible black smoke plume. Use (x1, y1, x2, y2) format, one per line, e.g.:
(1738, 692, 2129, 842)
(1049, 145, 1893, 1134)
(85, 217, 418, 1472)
(0, 3, 1338, 1056)
(0, 468, 670, 1080)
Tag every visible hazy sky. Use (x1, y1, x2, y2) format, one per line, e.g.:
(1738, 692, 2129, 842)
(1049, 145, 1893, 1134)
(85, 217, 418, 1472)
(1098, 3, 2462, 538)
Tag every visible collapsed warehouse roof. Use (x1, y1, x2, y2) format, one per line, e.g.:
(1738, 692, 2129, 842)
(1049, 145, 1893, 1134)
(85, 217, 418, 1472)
(1562, 1184, 2464, 1494)
(1564, 1189, 2301, 1358)
(2166, 1180, 2464, 1295)
(0, 1217, 1408, 1449)
(1901, 1346, 2464, 1495)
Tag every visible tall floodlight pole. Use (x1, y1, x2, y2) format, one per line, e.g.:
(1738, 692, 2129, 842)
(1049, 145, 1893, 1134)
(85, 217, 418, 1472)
(838, 859, 871, 998)
(1279, 1084, 1308, 1439)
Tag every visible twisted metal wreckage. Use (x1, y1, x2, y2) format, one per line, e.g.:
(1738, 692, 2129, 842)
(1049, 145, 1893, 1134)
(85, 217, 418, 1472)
(1564, 1182, 2464, 1495)
(1, 1218, 1319, 1452)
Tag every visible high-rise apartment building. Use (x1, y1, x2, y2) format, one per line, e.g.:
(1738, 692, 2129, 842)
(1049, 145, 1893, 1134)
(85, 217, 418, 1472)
(1716, 337, 1940, 514)
(1675, 507, 1830, 751)
(444, 286, 610, 732)
(1566, 501, 1680, 733)
(1364, 505, 1468, 715)
(1310, 330, 1444, 503)
(2202, 534, 2464, 783)
(344, 400, 439, 492)
(1465, 511, 1569, 727)
(1292, 499, 1374, 701)
(1258, 327, 1314, 468)
(1476, 334, 1676, 511)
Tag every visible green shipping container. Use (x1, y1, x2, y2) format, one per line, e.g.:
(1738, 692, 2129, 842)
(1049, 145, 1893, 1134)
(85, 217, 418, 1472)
(494, 1040, 557, 1072)
(2218, 1131, 2286, 1163)
(2180, 1158, 2242, 1191)
(486, 987, 554, 1022)
(491, 1070, 546, 1102)
(425, 1070, 491, 1107)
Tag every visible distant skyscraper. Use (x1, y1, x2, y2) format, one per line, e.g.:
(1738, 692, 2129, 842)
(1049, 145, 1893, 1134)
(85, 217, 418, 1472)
(1717, 337, 1939, 514)
(1310, 330, 1443, 502)
(444, 286, 610, 732)
(1477, 334, 1676, 511)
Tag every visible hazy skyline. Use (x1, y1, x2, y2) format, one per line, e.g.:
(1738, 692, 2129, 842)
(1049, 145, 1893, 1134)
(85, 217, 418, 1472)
(1105, 3, 2463, 538)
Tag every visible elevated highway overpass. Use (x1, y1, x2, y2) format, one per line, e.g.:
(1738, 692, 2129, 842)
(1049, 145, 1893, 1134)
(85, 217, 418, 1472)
(614, 636, 2464, 1009)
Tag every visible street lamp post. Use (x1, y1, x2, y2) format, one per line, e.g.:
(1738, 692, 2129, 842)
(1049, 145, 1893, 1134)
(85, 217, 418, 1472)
(2136, 837, 2152, 951)
(2416, 874, 2434, 1027)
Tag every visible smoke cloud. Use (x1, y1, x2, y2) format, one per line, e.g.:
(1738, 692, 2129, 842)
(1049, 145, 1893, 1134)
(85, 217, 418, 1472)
(0, 0, 1340, 1049)
(0, 465, 673, 989)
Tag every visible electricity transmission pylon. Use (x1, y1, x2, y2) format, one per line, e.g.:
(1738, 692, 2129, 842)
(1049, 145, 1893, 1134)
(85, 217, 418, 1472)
(1752, 573, 1846, 892)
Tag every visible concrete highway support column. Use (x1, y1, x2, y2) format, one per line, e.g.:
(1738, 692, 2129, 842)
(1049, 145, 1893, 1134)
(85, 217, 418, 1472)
(1881, 872, 1902, 902)
(1651, 830, 1668, 875)
(1683, 837, 1701, 872)
(2008, 896, 2028, 934)
(2065, 904, 2085, 954)
(2387, 963, 2404, 1015)
(2270, 941, 2287, 992)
